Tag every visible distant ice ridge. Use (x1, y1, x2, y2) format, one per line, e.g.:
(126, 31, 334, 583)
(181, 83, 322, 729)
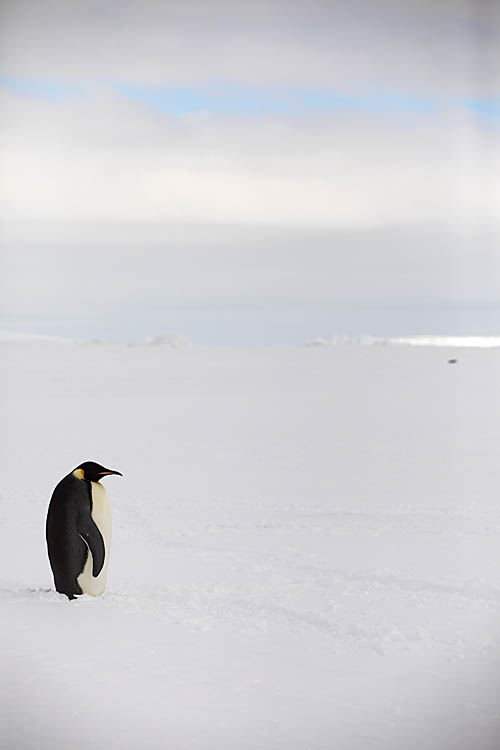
(81, 334, 192, 347)
(0, 329, 74, 344)
(388, 335, 500, 348)
(0, 330, 192, 348)
(81, 333, 192, 347)
(306, 335, 500, 348)
(143, 334, 191, 348)
(306, 335, 382, 347)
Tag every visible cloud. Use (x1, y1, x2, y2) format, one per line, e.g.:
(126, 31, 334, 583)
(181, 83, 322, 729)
(0, 0, 498, 230)
(1, 220, 499, 344)
(0, 83, 499, 229)
(0, 0, 498, 95)
(0, 0, 499, 342)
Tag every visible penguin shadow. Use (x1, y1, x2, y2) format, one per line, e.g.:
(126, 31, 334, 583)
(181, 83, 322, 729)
(1, 586, 122, 603)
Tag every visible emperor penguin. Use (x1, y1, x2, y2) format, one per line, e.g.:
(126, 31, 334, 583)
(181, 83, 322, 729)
(46, 461, 122, 600)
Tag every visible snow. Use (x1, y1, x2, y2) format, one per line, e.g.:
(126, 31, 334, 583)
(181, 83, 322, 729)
(2, 341, 500, 749)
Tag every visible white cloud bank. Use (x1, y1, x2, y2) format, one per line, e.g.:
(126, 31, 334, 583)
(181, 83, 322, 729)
(0, 0, 498, 230)
(0, 86, 498, 230)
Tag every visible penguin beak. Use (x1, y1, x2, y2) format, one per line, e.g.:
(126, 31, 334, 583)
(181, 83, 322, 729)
(98, 469, 123, 477)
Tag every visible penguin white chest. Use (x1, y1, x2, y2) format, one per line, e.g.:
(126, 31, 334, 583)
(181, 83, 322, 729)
(77, 481, 112, 596)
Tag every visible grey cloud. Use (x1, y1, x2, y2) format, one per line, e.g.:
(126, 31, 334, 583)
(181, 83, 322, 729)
(1, 220, 498, 343)
(0, 0, 498, 95)
(2, 220, 498, 305)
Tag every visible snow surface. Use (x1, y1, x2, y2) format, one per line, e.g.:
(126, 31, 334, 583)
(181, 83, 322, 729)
(2, 342, 500, 749)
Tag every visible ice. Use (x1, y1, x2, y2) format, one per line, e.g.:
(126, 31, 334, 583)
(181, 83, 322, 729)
(306, 334, 500, 348)
(143, 334, 192, 348)
(2, 342, 500, 748)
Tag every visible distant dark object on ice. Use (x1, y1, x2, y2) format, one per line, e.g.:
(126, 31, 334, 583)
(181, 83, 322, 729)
(448, 358, 458, 364)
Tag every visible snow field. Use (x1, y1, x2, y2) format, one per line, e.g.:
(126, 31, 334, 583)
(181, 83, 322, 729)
(2, 342, 500, 748)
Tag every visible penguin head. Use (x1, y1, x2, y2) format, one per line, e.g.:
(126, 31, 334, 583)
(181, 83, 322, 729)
(74, 461, 123, 483)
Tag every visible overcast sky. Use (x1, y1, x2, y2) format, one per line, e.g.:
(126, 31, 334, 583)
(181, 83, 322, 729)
(1, 0, 499, 343)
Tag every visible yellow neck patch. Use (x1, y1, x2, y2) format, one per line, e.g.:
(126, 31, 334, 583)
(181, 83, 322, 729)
(73, 468, 85, 480)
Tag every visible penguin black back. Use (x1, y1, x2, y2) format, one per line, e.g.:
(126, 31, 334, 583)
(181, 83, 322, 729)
(46, 462, 122, 600)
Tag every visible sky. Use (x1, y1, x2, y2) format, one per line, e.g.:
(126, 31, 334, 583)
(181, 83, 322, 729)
(0, 0, 499, 344)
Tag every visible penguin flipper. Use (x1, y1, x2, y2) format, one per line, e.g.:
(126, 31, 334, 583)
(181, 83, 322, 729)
(77, 517, 105, 577)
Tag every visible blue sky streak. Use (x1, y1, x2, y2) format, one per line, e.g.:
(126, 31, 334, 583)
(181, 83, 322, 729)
(1, 75, 499, 121)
